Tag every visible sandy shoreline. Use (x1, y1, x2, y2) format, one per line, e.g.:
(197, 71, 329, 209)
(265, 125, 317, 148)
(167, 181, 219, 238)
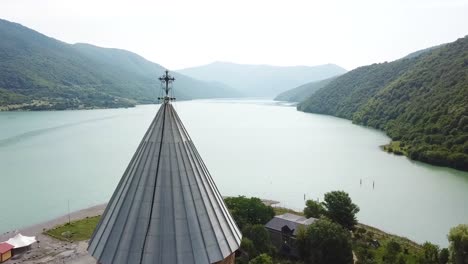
(0, 204, 106, 264)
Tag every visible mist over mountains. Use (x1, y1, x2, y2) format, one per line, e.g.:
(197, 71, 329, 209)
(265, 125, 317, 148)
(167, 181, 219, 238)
(177, 61, 347, 97)
(0, 19, 241, 110)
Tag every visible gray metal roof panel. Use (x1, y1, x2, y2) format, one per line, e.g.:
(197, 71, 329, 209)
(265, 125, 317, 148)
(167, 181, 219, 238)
(88, 103, 241, 264)
(265, 214, 317, 236)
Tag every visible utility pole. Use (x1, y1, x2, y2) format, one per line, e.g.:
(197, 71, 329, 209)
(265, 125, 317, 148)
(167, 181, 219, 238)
(68, 200, 71, 224)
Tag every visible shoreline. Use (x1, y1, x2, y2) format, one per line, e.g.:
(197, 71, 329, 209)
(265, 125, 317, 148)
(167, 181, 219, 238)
(0, 202, 425, 264)
(1, 198, 280, 242)
(1, 201, 418, 246)
(0, 204, 106, 243)
(0, 204, 106, 264)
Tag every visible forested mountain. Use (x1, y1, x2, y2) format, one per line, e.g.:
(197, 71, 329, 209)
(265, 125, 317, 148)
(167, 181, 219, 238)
(298, 36, 468, 171)
(274, 77, 337, 102)
(0, 19, 241, 110)
(178, 61, 347, 97)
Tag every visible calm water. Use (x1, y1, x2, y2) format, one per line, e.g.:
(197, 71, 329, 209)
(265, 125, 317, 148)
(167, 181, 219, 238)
(1, 99, 467, 246)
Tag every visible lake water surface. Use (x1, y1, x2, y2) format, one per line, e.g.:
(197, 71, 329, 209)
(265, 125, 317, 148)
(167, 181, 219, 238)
(1, 99, 467, 246)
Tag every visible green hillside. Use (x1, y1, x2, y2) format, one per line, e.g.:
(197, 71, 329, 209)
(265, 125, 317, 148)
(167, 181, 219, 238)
(0, 19, 240, 110)
(298, 37, 468, 171)
(274, 77, 336, 102)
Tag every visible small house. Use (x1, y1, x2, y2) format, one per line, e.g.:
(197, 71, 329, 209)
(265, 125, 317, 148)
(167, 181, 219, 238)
(265, 213, 317, 257)
(0, 243, 13, 263)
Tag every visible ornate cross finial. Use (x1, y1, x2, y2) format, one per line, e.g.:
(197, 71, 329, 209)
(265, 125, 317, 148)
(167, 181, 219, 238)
(158, 70, 176, 103)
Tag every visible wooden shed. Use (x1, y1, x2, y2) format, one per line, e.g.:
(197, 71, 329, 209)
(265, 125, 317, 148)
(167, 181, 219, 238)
(0, 243, 13, 263)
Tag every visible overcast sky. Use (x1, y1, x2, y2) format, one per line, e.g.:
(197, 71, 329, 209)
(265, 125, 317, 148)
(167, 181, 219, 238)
(1, 0, 467, 70)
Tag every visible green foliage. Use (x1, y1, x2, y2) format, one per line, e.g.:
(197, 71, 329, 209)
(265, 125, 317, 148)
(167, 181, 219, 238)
(224, 196, 275, 230)
(296, 218, 353, 264)
(352, 224, 422, 264)
(45, 216, 101, 242)
(438, 248, 449, 264)
(249, 254, 273, 264)
(322, 191, 360, 230)
(448, 224, 468, 264)
(382, 240, 403, 264)
(240, 238, 258, 260)
(297, 36, 468, 171)
(303, 199, 325, 218)
(242, 224, 275, 256)
(0, 19, 239, 110)
(355, 246, 377, 264)
(417, 242, 439, 264)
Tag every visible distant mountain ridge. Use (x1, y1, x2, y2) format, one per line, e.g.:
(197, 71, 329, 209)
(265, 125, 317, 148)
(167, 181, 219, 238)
(177, 61, 347, 97)
(0, 19, 241, 110)
(274, 77, 337, 102)
(294, 37, 468, 171)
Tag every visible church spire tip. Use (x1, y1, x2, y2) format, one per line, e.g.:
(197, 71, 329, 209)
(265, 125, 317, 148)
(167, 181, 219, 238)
(158, 70, 176, 104)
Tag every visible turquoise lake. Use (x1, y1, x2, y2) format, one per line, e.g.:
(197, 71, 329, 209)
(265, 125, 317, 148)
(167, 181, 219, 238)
(0, 99, 467, 246)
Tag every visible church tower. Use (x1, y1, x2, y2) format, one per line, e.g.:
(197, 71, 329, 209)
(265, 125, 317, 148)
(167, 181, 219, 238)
(88, 70, 242, 264)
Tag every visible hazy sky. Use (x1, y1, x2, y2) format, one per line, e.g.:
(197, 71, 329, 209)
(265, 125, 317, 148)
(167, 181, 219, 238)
(1, 0, 467, 70)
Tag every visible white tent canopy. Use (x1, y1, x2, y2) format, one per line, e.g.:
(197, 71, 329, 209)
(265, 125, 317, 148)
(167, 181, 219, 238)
(5, 233, 36, 248)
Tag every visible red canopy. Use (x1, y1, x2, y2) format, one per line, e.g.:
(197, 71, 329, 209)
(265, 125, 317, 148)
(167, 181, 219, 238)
(0, 243, 13, 254)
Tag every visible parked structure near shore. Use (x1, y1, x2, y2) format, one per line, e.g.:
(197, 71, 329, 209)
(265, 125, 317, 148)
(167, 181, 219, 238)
(265, 213, 317, 257)
(0, 243, 13, 263)
(5, 233, 36, 256)
(88, 71, 242, 264)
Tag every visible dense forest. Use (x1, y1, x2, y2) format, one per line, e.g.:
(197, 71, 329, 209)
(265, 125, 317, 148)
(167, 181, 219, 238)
(0, 19, 241, 110)
(296, 36, 468, 171)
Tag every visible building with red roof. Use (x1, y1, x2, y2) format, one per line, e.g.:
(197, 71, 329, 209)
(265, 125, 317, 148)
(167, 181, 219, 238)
(0, 242, 13, 263)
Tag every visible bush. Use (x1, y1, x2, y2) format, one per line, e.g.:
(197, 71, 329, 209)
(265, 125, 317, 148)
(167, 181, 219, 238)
(322, 191, 360, 230)
(224, 196, 275, 229)
(448, 224, 468, 264)
(249, 254, 273, 264)
(296, 218, 353, 264)
(303, 200, 325, 218)
(242, 224, 275, 256)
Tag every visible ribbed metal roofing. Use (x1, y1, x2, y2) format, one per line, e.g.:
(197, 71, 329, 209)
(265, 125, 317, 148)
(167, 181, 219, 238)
(88, 103, 242, 264)
(265, 213, 317, 236)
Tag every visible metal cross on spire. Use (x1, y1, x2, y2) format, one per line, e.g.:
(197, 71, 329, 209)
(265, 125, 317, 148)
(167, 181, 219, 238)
(158, 70, 176, 103)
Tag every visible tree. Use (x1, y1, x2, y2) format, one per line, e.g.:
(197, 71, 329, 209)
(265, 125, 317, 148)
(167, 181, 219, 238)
(224, 196, 275, 229)
(448, 224, 468, 264)
(242, 224, 274, 256)
(439, 248, 449, 264)
(322, 191, 360, 230)
(382, 240, 402, 264)
(248, 254, 273, 264)
(418, 242, 439, 264)
(296, 218, 353, 264)
(303, 199, 325, 218)
(240, 238, 258, 260)
(355, 247, 376, 264)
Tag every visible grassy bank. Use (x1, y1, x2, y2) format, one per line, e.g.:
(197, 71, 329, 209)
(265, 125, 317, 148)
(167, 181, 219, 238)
(45, 216, 100, 242)
(382, 141, 408, 156)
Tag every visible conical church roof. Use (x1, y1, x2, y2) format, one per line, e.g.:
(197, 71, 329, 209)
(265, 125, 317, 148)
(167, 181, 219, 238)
(88, 85, 242, 263)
